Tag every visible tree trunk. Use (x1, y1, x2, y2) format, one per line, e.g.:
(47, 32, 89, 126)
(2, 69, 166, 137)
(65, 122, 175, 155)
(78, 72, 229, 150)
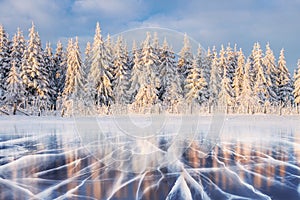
(279, 105, 282, 115)
(61, 108, 65, 117)
(13, 103, 17, 115)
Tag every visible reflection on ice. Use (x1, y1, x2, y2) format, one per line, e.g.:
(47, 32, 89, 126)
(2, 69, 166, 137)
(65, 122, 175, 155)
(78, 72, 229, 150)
(0, 115, 299, 200)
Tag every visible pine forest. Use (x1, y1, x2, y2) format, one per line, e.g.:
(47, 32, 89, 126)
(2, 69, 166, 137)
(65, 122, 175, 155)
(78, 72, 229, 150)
(0, 22, 300, 116)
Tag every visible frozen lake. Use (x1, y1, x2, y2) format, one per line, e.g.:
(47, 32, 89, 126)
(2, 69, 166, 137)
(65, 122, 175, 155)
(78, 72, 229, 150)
(0, 115, 299, 200)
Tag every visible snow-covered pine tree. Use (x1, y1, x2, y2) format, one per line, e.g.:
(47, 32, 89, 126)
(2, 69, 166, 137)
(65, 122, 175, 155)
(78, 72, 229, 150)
(83, 42, 92, 79)
(200, 46, 211, 88)
(247, 44, 256, 87)
(53, 41, 67, 107)
(44, 42, 56, 109)
(152, 32, 161, 74)
(21, 23, 50, 113)
(152, 32, 160, 51)
(218, 45, 235, 113)
(232, 49, 245, 107)
(62, 37, 85, 115)
(128, 40, 137, 71)
(105, 34, 115, 82)
(112, 36, 131, 105)
(219, 44, 236, 112)
(10, 28, 25, 69)
(195, 46, 209, 104)
(128, 40, 142, 103)
(178, 33, 193, 87)
(4, 60, 25, 114)
(238, 58, 257, 114)
(158, 38, 174, 96)
(277, 48, 294, 106)
(252, 42, 269, 108)
(184, 56, 208, 109)
(63, 38, 85, 99)
(61, 39, 74, 114)
(226, 44, 238, 90)
(263, 43, 278, 106)
(0, 25, 11, 101)
(83, 72, 96, 114)
(131, 32, 160, 112)
(208, 46, 221, 110)
(7, 28, 25, 108)
(158, 38, 183, 111)
(218, 45, 226, 80)
(88, 22, 113, 106)
(293, 59, 300, 108)
(105, 34, 114, 56)
(81, 41, 94, 113)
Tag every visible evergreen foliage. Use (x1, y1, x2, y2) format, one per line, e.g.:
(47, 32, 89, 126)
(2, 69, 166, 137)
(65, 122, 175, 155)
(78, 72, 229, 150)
(0, 23, 300, 115)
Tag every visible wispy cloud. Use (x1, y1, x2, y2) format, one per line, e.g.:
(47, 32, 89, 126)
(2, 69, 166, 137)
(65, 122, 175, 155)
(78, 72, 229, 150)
(0, 0, 299, 68)
(72, 0, 143, 18)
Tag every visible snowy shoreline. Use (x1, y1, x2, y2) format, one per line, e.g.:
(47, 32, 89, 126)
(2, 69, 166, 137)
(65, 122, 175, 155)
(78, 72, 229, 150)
(0, 114, 299, 136)
(0, 113, 299, 121)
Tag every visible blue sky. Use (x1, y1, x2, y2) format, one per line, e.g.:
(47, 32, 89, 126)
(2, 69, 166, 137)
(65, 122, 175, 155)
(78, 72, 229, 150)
(0, 0, 300, 71)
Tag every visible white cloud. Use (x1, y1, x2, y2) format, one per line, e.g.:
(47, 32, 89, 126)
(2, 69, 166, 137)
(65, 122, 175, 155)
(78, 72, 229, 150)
(0, 0, 299, 69)
(0, 0, 69, 41)
(127, 0, 300, 68)
(72, 0, 144, 20)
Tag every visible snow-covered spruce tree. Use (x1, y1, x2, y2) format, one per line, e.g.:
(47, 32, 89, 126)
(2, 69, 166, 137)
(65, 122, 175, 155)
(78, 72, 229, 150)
(128, 40, 137, 71)
(83, 76, 96, 114)
(44, 42, 56, 109)
(152, 32, 161, 73)
(21, 23, 50, 113)
(53, 41, 67, 110)
(277, 48, 294, 107)
(208, 46, 221, 111)
(200, 46, 211, 88)
(10, 28, 25, 69)
(0, 25, 11, 101)
(4, 60, 25, 114)
(62, 38, 85, 115)
(128, 40, 142, 103)
(81, 41, 94, 113)
(195, 46, 209, 105)
(83, 42, 92, 79)
(237, 58, 258, 114)
(227, 44, 238, 85)
(112, 36, 131, 105)
(233, 49, 245, 108)
(131, 32, 160, 113)
(158, 38, 183, 112)
(152, 32, 160, 51)
(7, 28, 26, 108)
(251, 42, 269, 111)
(247, 45, 255, 87)
(88, 22, 113, 107)
(184, 56, 208, 113)
(218, 45, 235, 113)
(218, 45, 226, 80)
(293, 60, 300, 111)
(61, 39, 73, 97)
(226, 44, 237, 110)
(178, 33, 193, 88)
(157, 38, 170, 100)
(104, 34, 115, 82)
(263, 43, 279, 106)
